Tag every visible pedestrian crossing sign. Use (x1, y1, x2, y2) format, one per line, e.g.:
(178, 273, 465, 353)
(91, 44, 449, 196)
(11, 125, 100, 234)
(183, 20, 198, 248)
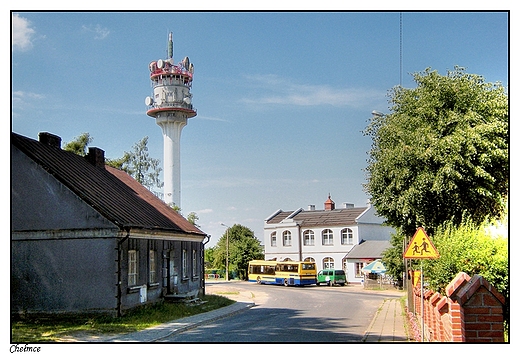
(403, 227, 440, 259)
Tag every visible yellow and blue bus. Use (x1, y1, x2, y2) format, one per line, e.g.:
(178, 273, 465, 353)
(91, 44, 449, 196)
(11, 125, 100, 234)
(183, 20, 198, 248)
(248, 260, 317, 286)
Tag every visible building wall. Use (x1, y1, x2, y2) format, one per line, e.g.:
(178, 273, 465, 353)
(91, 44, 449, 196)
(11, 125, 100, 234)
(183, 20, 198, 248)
(119, 238, 203, 314)
(264, 206, 394, 278)
(265, 223, 362, 272)
(11, 234, 119, 316)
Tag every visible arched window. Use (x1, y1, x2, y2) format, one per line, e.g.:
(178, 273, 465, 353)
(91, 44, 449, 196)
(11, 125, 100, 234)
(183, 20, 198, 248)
(323, 257, 334, 269)
(304, 257, 315, 263)
(303, 230, 315, 246)
(270, 232, 276, 247)
(341, 228, 354, 245)
(322, 229, 334, 245)
(282, 230, 292, 246)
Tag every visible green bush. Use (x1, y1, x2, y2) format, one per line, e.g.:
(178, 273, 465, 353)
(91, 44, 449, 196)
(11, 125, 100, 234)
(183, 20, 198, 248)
(423, 217, 508, 297)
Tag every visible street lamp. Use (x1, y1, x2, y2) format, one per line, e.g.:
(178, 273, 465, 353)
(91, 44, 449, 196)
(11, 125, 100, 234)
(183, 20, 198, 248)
(220, 223, 230, 281)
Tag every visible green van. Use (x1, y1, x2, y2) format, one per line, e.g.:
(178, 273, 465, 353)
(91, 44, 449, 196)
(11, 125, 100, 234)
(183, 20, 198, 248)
(317, 269, 347, 286)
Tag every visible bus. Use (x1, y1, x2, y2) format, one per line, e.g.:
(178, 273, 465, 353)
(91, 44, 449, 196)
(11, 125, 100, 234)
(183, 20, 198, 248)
(248, 260, 317, 286)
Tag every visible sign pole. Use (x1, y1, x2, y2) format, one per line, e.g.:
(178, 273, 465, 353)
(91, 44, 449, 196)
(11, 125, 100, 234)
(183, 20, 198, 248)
(403, 227, 439, 343)
(421, 260, 424, 342)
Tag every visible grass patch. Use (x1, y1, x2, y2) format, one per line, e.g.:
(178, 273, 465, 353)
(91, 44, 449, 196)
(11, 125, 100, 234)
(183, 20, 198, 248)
(11, 294, 234, 343)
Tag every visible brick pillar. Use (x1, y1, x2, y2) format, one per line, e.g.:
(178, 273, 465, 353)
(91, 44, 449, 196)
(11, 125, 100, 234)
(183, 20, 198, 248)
(446, 273, 505, 342)
(450, 274, 506, 342)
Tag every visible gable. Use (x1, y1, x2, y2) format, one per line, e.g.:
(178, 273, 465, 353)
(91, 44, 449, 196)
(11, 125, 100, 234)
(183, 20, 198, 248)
(12, 144, 117, 231)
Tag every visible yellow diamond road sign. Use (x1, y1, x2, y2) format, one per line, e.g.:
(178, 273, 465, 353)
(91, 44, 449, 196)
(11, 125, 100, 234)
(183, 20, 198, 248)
(403, 227, 440, 259)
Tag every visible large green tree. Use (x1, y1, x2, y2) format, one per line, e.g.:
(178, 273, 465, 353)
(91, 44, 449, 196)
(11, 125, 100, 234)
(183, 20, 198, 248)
(212, 224, 264, 280)
(364, 66, 508, 237)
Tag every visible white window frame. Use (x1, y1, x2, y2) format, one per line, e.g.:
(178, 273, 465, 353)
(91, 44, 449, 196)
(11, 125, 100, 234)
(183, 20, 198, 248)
(323, 257, 334, 269)
(192, 249, 197, 277)
(303, 230, 315, 246)
(149, 250, 157, 284)
(182, 249, 188, 279)
(355, 262, 364, 277)
(341, 228, 354, 245)
(128, 250, 138, 286)
(322, 229, 334, 245)
(271, 232, 277, 247)
(282, 230, 292, 246)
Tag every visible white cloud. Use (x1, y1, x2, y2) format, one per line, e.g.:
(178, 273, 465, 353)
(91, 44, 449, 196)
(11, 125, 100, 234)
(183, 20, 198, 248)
(196, 208, 214, 214)
(240, 74, 385, 109)
(81, 24, 110, 40)
(12, 13, 35, 52)
(196, 115, 229, 122)
(12, 90, 45, 110)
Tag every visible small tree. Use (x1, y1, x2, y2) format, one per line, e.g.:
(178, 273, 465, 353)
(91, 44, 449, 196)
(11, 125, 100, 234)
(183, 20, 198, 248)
(114, 136, 163, 193)
(65, 134, 164, 196)
(212, 224, 264, 280)
(63, 132, 92, 156)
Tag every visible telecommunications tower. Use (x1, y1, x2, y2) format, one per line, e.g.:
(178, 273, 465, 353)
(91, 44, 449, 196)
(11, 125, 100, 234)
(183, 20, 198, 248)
(145, 32, 196, 207)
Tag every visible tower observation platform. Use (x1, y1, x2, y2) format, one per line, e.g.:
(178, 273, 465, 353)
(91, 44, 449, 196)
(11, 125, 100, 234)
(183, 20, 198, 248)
(145, 32, 196, 207)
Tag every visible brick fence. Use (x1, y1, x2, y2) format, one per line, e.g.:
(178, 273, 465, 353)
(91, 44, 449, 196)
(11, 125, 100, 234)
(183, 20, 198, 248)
(411, 272, 506, 342)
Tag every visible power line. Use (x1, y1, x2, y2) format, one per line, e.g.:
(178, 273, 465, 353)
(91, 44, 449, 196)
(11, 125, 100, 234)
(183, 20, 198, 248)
(400, 12, 403, 87)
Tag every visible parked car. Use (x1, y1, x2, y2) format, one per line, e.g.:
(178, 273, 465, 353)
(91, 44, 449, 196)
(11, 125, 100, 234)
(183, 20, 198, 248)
(317, 269, 347, 286)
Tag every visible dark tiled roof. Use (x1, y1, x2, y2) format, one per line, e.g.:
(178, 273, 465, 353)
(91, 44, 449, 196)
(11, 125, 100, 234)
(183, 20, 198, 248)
(266, 207, 368, 227)
(12, 132, 205, 236)
(344, 240, 391, 259)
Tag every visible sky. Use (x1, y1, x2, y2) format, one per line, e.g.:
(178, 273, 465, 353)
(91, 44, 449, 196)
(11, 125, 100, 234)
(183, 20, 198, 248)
(10, 8, 510, 248)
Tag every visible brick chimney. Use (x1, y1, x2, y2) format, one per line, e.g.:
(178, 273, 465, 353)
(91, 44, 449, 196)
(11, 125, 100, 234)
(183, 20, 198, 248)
(85, 147, 105, 168)
(38, 132, 61, 149)
(324, 194, 335, 211)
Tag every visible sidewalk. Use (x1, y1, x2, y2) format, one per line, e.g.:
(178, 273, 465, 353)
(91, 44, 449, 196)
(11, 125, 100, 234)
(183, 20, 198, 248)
(362, 298, 411, 342)
(111, 301, 254, 342)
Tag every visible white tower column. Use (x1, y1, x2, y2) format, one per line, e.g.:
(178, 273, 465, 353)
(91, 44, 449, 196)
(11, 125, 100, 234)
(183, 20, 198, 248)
(156, 115, 187, 207)
(145, 32, 196, 208)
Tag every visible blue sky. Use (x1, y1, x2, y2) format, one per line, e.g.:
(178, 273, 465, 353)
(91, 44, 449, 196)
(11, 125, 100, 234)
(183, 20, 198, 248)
(11, 10, 509, 248)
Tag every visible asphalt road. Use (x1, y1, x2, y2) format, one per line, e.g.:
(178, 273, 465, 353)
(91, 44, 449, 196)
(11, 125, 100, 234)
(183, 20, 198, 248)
(159, 281, 403, 343)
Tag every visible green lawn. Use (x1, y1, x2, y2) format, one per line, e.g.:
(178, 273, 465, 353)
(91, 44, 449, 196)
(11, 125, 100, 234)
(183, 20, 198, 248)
(11, 294, 234, 342)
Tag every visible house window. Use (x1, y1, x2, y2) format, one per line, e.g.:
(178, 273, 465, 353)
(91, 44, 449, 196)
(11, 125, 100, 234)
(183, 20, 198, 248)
(322, 229, 334, 245)
(355, 262, 364, 277)
(271, 232, 276, 247)
(323, 257, 334, 269)
(149, 250, 157, 284)
(304, 257, 315, 263)
(283, 230, 292, 246)
(182, 249, 188, 279)
(128, 250, 138, 286)
(192, 249, 197, 277)
(341, 228, 354, 245)
(303, 230, 314, 246)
